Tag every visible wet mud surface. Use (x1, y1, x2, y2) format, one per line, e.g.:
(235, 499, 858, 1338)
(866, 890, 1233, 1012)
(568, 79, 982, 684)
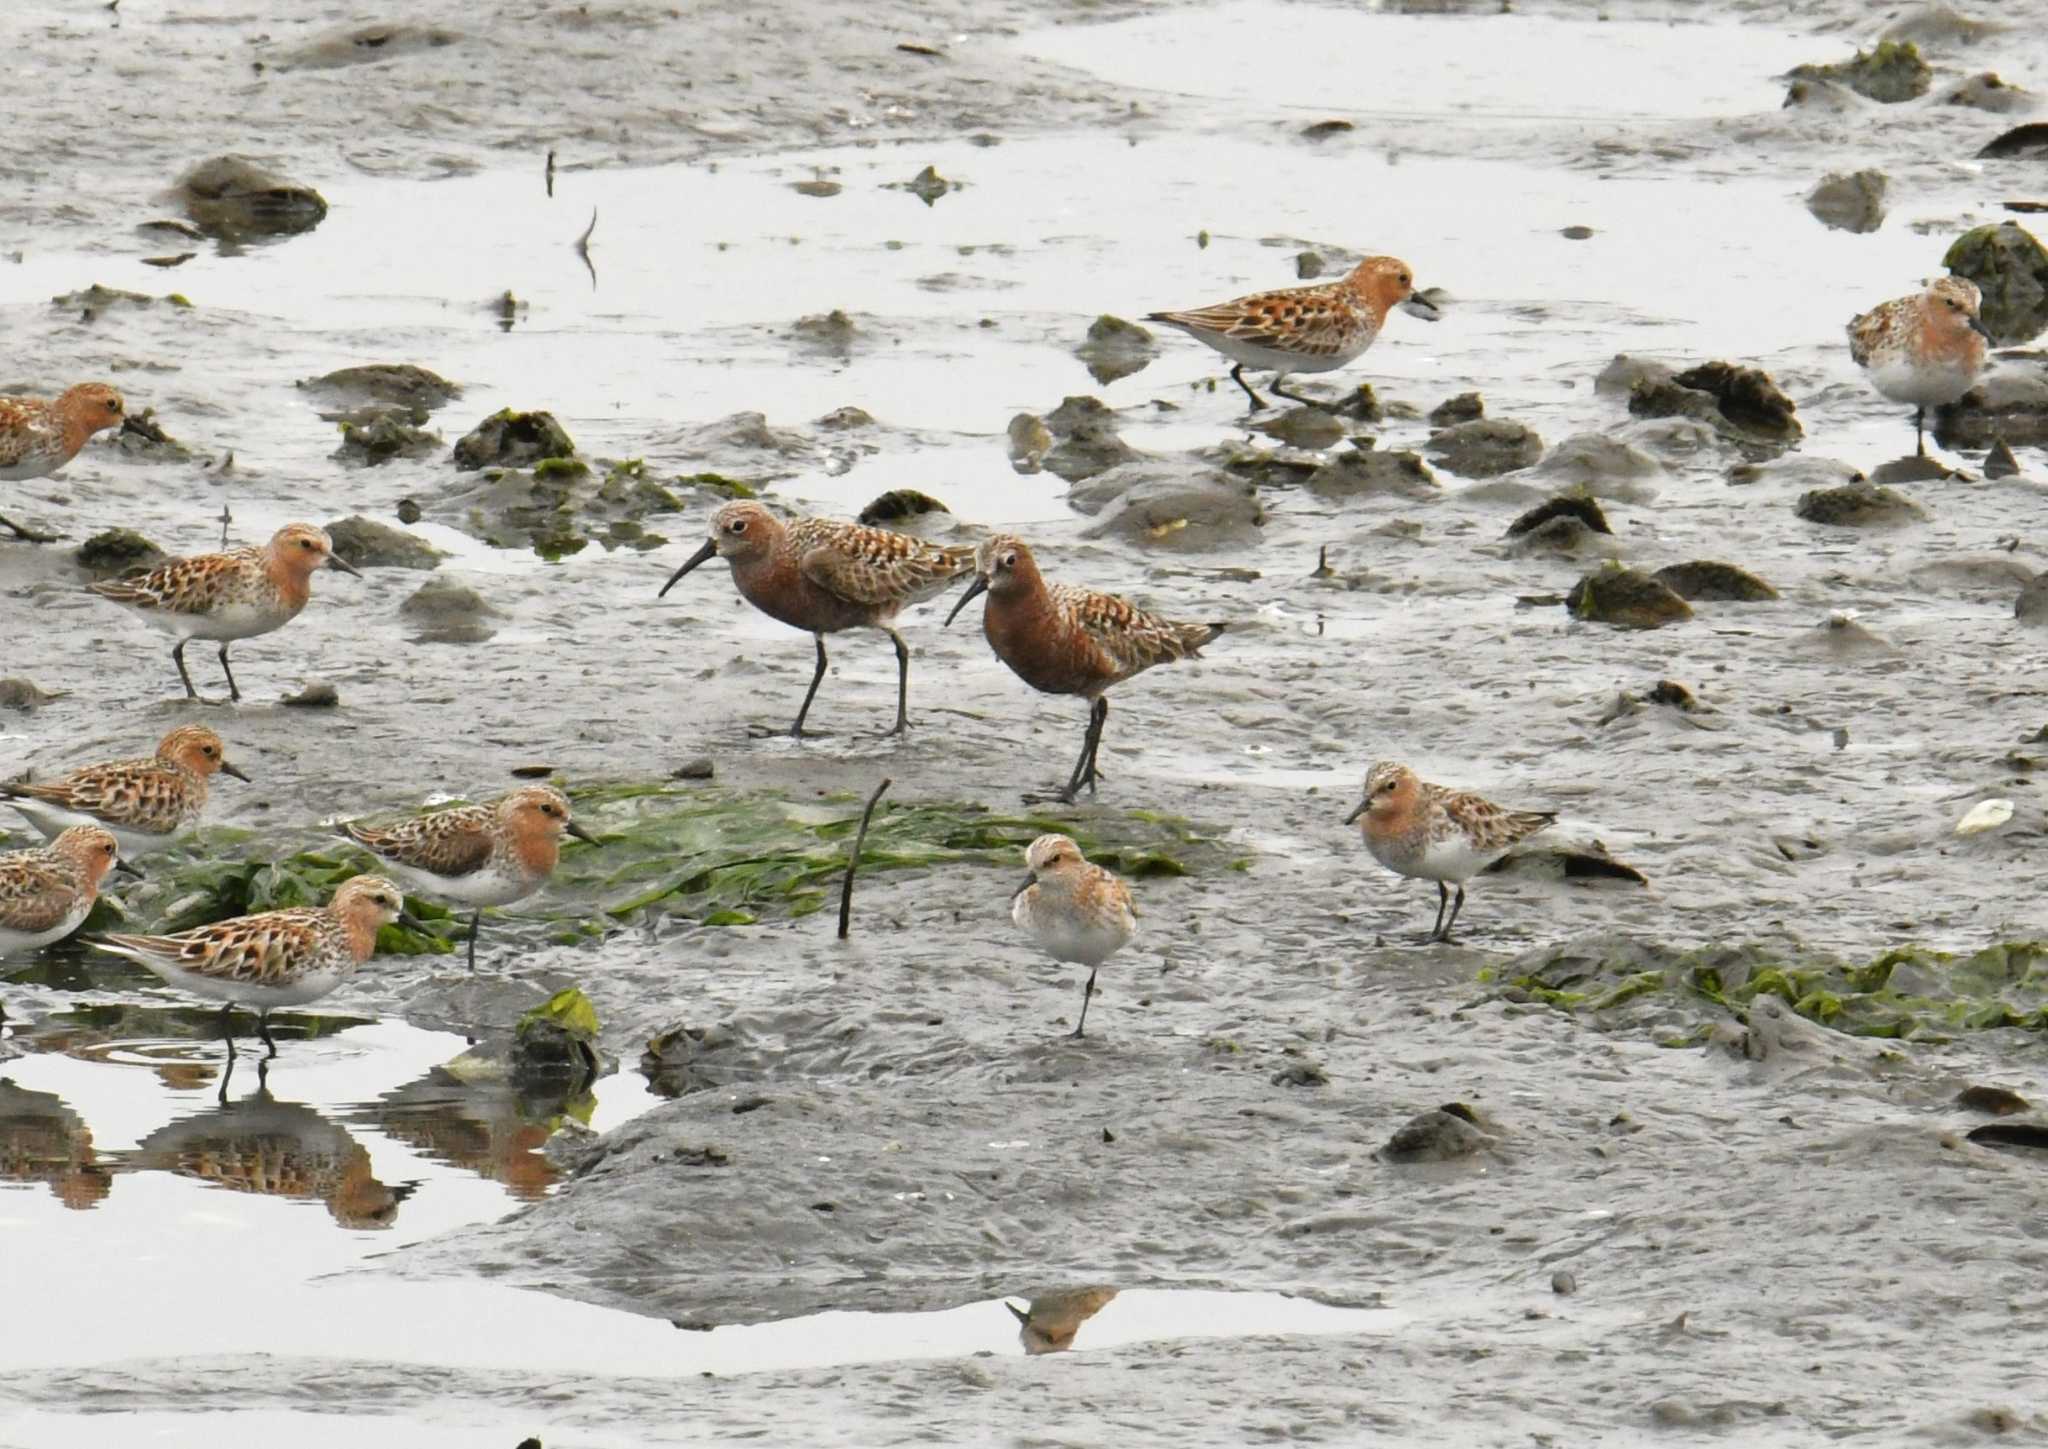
(8, 0, 2048, 1443)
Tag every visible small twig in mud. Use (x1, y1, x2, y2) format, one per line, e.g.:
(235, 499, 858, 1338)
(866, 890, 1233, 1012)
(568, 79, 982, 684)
(545, 148, 556, 197)
(218, 502, 232, 549)
(1311, 544, 1334, 578)
(837, 777, 893, 940)
(575, 207, 597, 288)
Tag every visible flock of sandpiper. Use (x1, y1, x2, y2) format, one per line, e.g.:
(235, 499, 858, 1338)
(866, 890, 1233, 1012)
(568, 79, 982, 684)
(0, 249, 1998, 1048)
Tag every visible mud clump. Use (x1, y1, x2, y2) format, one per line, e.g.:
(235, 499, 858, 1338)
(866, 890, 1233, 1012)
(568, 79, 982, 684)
(1306, 448, 1440, 501)
(1530, 434, 1662, 499)
(1428, 392, 1484, 427)
(176, 156, 327, 240)
(856, 490, 951, 527)
(299, 364, 461, 414)
(1073, 315, 1157, 385)
(399, 576, 504, 644)
(73, 528, 165, 578)
(1041, 396, 1139, 483)
(270, 21, 462, 70)
(453, 409, 576, 471)
(0, 678, 63, 711)
(433, 458, 681, 560)
(334, 411, 442, 466)
(1007, 413, 1052, 474)
(1424, 418, 1542, 478)
(1509, 493, 1609, 539)
(1795, 480, 1928, 527)
(1594, 355, 1674, 397)
(1942, 222, 2048, 344)
(1978, 123, 2048, 159)
(1672, 363, 1800, 442)
(51, 284, 191, 315)
(1068, 464, 1264, 551)
(1380, 1103, 1493, 1163)
(1944, 73, 2035, 113)
(1806, 171, 1888, 233)
(1255, 407, 1347, 451)
(324, 516, 442, 571)
(1566, 563, 1693, 630)
(1652, 561, 1779, 602)
(790, 309, 861, 357)
(1789, 41, 1931, 104)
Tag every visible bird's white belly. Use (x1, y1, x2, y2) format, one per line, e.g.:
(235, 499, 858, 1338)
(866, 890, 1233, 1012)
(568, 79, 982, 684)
(1368, 830, 1495, 884)
(0, 899, 89, 957)
(1014, 897, 1132, 967)
(1182, 332, 1360, 374)
(140, 597, 287, 642)
(149, 959, 349, 1008)
(3, 797, 178, 859)
(380, 858, 533, 908)
(1868, 356, 1976, 408)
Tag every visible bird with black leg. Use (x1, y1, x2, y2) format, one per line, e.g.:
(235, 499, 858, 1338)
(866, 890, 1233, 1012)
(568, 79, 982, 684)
(657, 500, 975, 739)
(946, 534, 1222, 804)
(1010, 833, 1134, 1038)
(1346, 761, 1554, 944)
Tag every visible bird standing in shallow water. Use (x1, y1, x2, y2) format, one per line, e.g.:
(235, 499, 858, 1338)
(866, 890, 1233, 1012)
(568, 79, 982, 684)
(0, 826, 133, 960)
(88, 523, 363, 703)
(658, 501, 976, 738)
(1847, 275, 1992, 457)
(1147, 254, 1438, 410)
(337, 785, 596, 970)
(90, 874, 420, 1059)
(1346, 762, 1555, 944)
(0, 382, 132, 542)
(946, 535, 1222, 804)
(0, 724, 249, 860)
(1010, 833, 1135, 1038)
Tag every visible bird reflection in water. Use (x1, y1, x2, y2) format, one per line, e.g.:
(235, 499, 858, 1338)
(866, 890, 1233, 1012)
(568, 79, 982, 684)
(127, 1057, 415, 1230)
(1005, 1286, 1119, 1354)
(0, 1079, 113, 1210)
(354, 1067, 593, 1201)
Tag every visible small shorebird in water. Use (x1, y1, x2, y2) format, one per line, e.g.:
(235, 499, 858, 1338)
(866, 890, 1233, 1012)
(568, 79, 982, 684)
(657, 500, 976, 738)
(337, 785, 597, 970)
(0, 382, 133, 542)
(1147, 254, 1438, 410)
(1010, 833, 1135, 1038)
(0, 724, 249, 860)
(0, 826, 133, 959)
(946, 535, 1222, 804)
(1847, 275, 1992, 457)
(88, 523, 363, 703)
(1346, 761, 1554, 944)
(91, 875, 420, 1058)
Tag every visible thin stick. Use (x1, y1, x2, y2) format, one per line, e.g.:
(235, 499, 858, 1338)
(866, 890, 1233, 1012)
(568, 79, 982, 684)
(837, 777, 892, 939)
(575, 207, 598, 287)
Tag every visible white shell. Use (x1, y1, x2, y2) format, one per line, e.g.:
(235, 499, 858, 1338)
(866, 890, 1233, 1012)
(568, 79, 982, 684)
(1954, 799, 2015, 837)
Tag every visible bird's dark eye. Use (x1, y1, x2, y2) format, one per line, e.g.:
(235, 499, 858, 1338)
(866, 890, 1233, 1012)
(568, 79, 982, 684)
(1000, 551, 1016, 569)
(729, 519, 747, 534)
(1399, 272, 1410, 286)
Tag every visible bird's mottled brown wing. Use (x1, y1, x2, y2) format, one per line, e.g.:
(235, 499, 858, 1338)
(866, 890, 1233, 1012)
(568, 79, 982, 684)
(87, 548, 260, 615)
(0, 855, 81, 934)
(104, 908, 328, 986)
(5, 758, 188, 832)
(1153, 283, 1360, 357)
(341, 806, 496, 878)
(1434, 786, 1556, 853)
(1846, 298, 1907, 368)
(1051, 583, 1220, 681)
(795, 520, 975, 608)
(0, 398, 57, 469)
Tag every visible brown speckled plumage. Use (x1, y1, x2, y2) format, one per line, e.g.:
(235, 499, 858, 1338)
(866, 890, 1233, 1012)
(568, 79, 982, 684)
(947, 534, 1222, 803)
(658, 500, 976, 736)
(0, 724, 245, 855)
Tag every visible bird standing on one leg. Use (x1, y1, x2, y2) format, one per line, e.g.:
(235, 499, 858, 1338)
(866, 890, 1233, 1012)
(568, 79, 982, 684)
(337, 785, 597, 970)
(88, 523, 363, 703)
(1147, 254, 1438, 410)
(657, 501, 975, 739)
(1010, 833, 1135, 1038)
(1345, 762, 1554, 944)
(0, 382, 134, 542)
(945, 535, 1221, 804)
(1847, 275, 1992, 458)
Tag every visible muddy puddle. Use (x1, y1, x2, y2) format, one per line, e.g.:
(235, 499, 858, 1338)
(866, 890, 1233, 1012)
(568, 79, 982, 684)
(8, 0, 2048, 1442)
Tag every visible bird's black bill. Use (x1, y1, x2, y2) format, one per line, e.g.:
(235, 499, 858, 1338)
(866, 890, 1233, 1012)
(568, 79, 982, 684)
(566, 820, 600, 846)
(328, 554, 365, 578)
(1401, 291, 1444, 322)
(396, 910, 431, 933)
(1343, 800, 1367, 825)
(220, 761, 253, 783)
(944, 573, 990, 628)
(113, 858, 146, 881)
(1969, 315, 1994, 341)
(1011, 869, 1037, 903)
(658, 539, 719, 598)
